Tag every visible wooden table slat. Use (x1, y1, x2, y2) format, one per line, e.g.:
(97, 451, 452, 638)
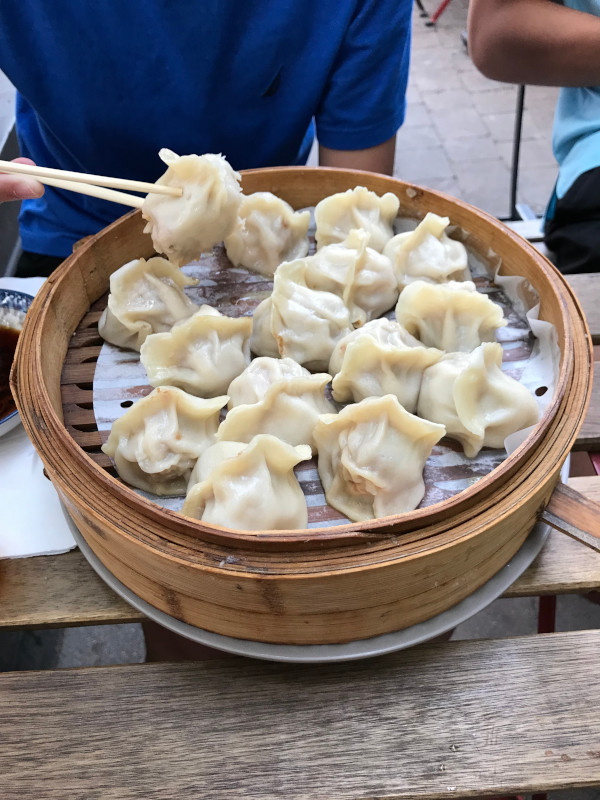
(1, 630, 600, 799)
(0, 549, 143, 629)
(506, 476, 600, 596)
(566, 273, 600, 343)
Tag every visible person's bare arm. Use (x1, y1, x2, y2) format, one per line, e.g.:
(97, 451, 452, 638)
(468, 0, 600, 86)
(0, 157, 44, 203)
(318, 135, 396, 176)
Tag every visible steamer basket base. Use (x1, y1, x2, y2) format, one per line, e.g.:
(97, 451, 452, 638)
(63, 505, 552, 664)
(14, 167, 587, 650)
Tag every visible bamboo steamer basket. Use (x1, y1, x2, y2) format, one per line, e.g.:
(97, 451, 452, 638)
(12, 168, 593, 645)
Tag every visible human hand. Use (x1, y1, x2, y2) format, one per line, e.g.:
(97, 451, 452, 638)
(0, 157, 44, 202)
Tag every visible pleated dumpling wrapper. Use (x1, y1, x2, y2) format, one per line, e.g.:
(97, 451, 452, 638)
(395, 280, 506, 353)
(186, 440, 247, 494)
(329, 318, 442, 411)
(227, 356, 309, 407)
(303, 229, 398, 325)
(142, 149, 242, 267)
(182, 435, 312, 531)
(248, 296, 280, 359)
(314, 395, 446, 522)
(417, 342, 540, 458)
(250, 258, 353, 371)
(383, 212, 471, 288)
(315, 185, 399, 252)
(224, 191, 310, 276)
(101, 387, 228, 496)
(98, 257, 198, 351)
(140, 305, 252, 398)
(218, 357, 335, 454)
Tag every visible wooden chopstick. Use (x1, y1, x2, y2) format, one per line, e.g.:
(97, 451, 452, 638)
(0, 159, 182, 198)
(36, 175, 145, 208)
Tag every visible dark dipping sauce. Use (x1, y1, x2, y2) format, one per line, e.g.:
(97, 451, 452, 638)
(0, 325, 20, 420)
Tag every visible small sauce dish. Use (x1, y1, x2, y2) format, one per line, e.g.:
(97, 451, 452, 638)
(0, 289, 34, 437)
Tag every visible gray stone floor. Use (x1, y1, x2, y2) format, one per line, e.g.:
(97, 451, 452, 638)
(1, 3, 599, 796)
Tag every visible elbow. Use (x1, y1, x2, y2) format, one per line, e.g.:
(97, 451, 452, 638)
(467, 35, 491, 79)
(467, 21, 501, 80)
(467, 9, 519, 83)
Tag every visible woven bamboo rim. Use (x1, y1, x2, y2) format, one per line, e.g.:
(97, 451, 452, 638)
(12, 168, 593, 644)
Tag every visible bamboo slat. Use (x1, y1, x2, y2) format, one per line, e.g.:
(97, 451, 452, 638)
(1, 630, 600, 799)
(11, 168, 595, 644)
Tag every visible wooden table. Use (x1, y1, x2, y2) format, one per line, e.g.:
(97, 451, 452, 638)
(1, 273, 599, 800)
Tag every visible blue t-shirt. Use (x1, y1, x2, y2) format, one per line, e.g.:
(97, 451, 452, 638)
(552, 0, 600, 200)
(0, 1, 412, 257)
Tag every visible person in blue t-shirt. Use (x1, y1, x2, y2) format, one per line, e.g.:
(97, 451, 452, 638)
(0, 0, 412, 277)
(468, 0, 600, 274)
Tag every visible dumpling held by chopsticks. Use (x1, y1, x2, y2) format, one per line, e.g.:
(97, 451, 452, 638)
(142, 149, 242, 267)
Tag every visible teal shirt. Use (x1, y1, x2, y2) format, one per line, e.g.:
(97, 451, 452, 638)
(553, 0, 600, 198)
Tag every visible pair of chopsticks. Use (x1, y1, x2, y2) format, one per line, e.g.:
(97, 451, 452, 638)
(0, 159, 183, 208)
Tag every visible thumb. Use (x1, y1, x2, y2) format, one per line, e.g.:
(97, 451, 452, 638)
(0, 158, 45, 202)
(0, 175, 45, 202)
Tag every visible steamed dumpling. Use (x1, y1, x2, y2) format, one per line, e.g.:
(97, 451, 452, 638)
(140, 305, 252, 397)
(395, 280, 506, 353)
(186, 440, 247, 493)
(227, 356, 313, 407)
(218, 366, 335, 453)
(101, 387, 228, 496)
(249, 297, 280, 359)
(271, 261, 353, 370)
(224, 192, 310, 276)
(329, 318, 443, 410)
(329, 317, 423, 375)
(383, 212, 471, 288)
(182, 435, 311, 531)
(305, 229, 398, 325)
(417, 342, 540, 457)
(142, 149, 242, 267)
(98, 256, 199, 351)
(314, 395, 446, 522)
(251, 259, 353, 370)
(315, 186, 399, 252)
